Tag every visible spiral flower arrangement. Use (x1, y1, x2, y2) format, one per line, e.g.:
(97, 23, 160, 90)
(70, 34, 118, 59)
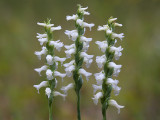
(64, 5, 94, 120)
(34, 19, 67, 120)
(92, 17, 124, 120)
(33, 5, 125, 120)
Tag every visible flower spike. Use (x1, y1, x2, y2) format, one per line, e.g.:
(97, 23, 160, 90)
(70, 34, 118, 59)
(64, 5, 94, 120)
(93, 17, 125, 119)
(34, 19, 66, 119)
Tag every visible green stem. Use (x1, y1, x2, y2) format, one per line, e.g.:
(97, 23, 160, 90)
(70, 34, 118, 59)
(48, 99, 53, 120)
(102, 106, 106, 120)
(77, 90, 81, 120)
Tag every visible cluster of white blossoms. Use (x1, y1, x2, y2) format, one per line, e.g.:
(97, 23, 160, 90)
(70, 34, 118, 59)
(92, 17, 124, 114)
(63, 5, 94, 93)
(34, 20, 67, 100)
(33, 5, 126, 120)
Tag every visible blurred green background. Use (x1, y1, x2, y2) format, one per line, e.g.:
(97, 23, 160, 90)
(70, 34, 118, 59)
(0, 0, 160, 120)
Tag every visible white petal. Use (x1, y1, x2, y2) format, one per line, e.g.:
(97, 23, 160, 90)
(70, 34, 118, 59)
(84, 11, 90, 15)
(46, 55, 54, 65)
(92, 84, 102, 94)
(92, 92, 103, 105)
(76, 19, 83, 26)
(79, 6, 88, 12)
(49, 40, 64, 52)
(107, 78, 120, 96)
(51, 26, 62, 31)
(83, 23, 95, 31)
(35, 47, 48, 60)
(37, 22, 54, 27)
(45, 87, 51, 98)
(107, 78, 119, 86)
(66, 14, 78, 21)
(80, 52, 93, 68)
(54, 56, 66, 66)
(65, 30, 76, 38)
(63, 60, 75, 68)
(38, 38, 48, 46)
(80, 52, 94, 59)
(65, 30, 78, 41)
(95, 41, 108, 53)
(106, 29, 112, 35)
(65, 48, 75, 58)
(65, 65, 75, 77)
(94, 71, 105, 85)
(97, 25, 109, 31)
(114, 23, 122, 27)
(112, 85, 121, 96)
(112, 33, 124, 40)
(64, 44, 75, 49)
(36, 33, 47, 39)
(54, 91, 67, 100)
(76, 19, 94, 31)
(54, 71, 66, 82)
(110, 46, 123, 60)
(84, 58, 93, 68)
(34, 65, 48, 76)
(33, 81, 48, 94)
(61, 83, 74, 94)
(82, 42, 89, 52)
(109, 99, 124, 114)
(108, 18, 117, 23)
(46, 69, 53, 80)
(79, 69, 92, 81)
(78, 6, 90, 15)
(108, 62, 122, 77)
(96, 55, 106, 68)
(80, 36, 92, 43)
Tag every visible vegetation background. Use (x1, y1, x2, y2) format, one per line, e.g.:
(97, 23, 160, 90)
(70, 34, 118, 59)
(0, 0, 160, 120)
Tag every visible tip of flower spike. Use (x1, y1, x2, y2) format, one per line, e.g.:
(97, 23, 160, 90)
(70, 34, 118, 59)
(108, 17, 117, 23)
(37, 22, 54, 27)
(77, 4, 90, 15)
(77, 4, 88, 10)
(77, 4, 81, 7)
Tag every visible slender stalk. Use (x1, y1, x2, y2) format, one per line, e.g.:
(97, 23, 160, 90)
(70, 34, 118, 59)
(102, 105, 106, 120)
(48, 100, 53, 120)
(76, 90, 81, 120)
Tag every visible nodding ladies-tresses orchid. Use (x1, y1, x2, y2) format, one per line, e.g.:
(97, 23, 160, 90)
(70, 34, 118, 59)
(64, 5, 94, 120)
(92, 17, 124, 120)
(34, 19, 67, 120)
